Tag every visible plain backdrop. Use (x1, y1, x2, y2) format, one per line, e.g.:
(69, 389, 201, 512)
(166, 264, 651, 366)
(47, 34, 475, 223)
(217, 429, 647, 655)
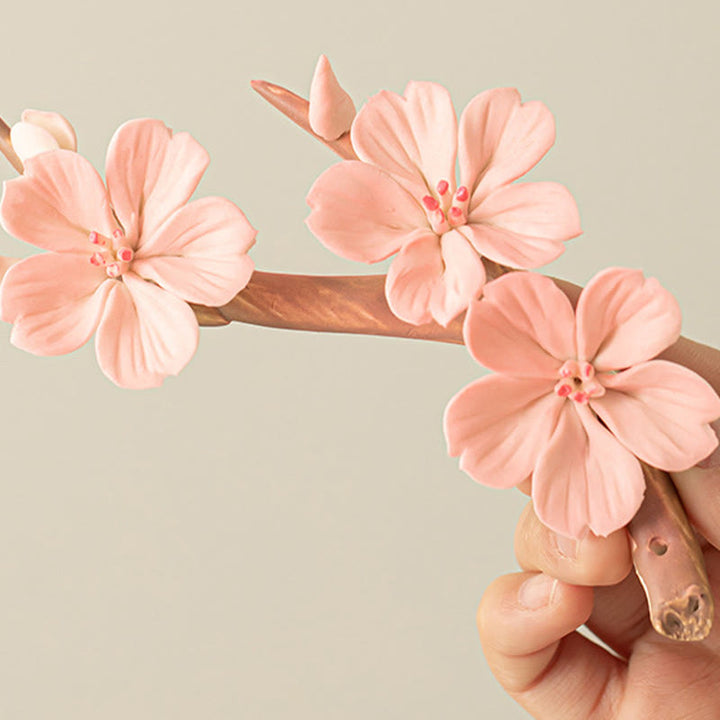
(0, 1, 718, 718)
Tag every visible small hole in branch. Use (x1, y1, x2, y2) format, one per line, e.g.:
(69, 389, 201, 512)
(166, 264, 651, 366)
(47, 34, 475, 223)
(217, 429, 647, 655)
(649, 537, 668, 556)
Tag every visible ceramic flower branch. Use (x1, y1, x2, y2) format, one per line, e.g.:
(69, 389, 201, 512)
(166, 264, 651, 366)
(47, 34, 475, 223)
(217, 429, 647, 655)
(0, 55, 717, 641)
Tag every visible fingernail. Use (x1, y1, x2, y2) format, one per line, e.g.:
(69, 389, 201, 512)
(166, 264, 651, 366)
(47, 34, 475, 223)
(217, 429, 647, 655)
(517, 574, 558, 610)
(555, 533, 579, 560)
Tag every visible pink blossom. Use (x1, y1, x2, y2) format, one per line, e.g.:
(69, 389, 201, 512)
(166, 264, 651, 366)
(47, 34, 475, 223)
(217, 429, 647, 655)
(0, 118, 256, 389)
(306, 82, 581, 327)
(444, 268, 720, 539)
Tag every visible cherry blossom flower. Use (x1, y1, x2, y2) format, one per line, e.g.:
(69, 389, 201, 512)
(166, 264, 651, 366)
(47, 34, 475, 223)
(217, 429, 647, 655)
(9, 109, 77, 162)
(444, 268, 720, 539)
(0, 118, 256, 389)
(306, 82, 581, 327)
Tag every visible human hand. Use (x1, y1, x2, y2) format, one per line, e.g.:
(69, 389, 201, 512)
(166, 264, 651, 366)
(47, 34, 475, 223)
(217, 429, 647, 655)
(477, 337, 720, 719)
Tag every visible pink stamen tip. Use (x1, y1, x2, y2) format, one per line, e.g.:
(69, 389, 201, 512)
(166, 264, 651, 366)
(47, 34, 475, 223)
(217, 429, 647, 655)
(583, 363, 593, 378)
(117, 247, 134, 263)
(560, 367, 572, 378)
(455, 186, 469, 202)
(556, 384, 572, 398)
(436, 180, 449, 196)
(572, 391, 588, 403)
(113, 229, 124, 240)
(422, 195, 440, 211)
(89, 252, 105, 267)
(88, 231, 99, 244)
(449, 206, 462, 217)
(106, 263, 121, 278)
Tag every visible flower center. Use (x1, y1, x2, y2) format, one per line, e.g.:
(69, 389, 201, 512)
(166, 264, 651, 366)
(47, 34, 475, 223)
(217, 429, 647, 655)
(87, 229, 134, 278)
(553, 360, 606, 404)
(421, 179, 469, 235)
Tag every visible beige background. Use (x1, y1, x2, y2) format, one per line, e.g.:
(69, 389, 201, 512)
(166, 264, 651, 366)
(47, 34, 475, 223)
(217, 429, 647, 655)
(0, 1, 718, 718)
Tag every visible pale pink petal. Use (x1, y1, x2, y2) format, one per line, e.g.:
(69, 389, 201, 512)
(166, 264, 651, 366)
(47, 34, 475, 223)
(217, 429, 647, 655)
(458, 88, 555, 208)
(463, 271, 575, 378)
(351, 82, 457, 199)
(385, 232, 443, 325)
(306, 160, 428, 262)
(444, 374, 561, 488)
(132, 197, 256, 306)
(308, 55, 356, 141)
(95, 273, 199, 389)
(576, 267, 682, 371)
(0, 253, 109, 355)
(21, 109, 77, 151)
(429, 230, 486, 326)
(105, 119, 210, 247)
(0, 256, 19, 284)
(464, 181, 580, 267)
(1, 151, 117, 252)
(10, 122, 60, 162)
(533, 403, 645, 538)
(591, 360, 720, 471)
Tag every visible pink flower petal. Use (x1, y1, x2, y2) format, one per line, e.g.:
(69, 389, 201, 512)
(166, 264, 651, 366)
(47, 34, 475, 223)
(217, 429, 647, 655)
(1, 151, 117, 252)
(10, 122, 60, 162)
(385, 232, 443, 325)
(351, 82, 457, 200)
(444, 374, 561, 488)
(105, 119, 210, 247)
(464, 181, 581, 267)
(307, 160, 428, 263)
(95, 273, 199, 389)
(308, 55, 356, 141)
(21, 109, 77, 151)
(533, 403, 645, 538)
(458, 88, 555, 208)
(591, 360, 720, 471)
(463, 271, 575, 378)
(576, 267, 682, 371)
(132, 197, 256, 306)
(429, 230, 486, 326)
(0, 253, 109, 355)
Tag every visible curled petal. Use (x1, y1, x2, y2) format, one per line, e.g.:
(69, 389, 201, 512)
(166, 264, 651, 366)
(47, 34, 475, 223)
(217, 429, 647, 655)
(533, 403, 645, 538)
(351, 82, 457, 199)
(307, 161, 427, 262)
(458, 88, 555, 207)
(576, 267, 682, 371)
(591, 360, 720, 471)
(385, 232, 442, 325)
(1, 151, 117, 252)
(21, 109, 77, 151)
(0, 253, 109, 355)
(10, 122, 60, 162)
(463, 271, 575, 378)
(133, 197, 256, 306)
(105, 119, 210, 246)
(308, 55, 356, 141)
(444, 374, 561, 488)
(95, 273, 199, 389)
(429, 230, 486, 327)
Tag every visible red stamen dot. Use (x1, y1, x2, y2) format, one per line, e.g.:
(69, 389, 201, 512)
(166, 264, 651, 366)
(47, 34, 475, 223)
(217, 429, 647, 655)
(113, 229, 124, 240)
(117, 247, 134, 263)
(560, 367, 572, 378)
(556, 384, 571, 398)
(90, 252, 105, 266)
(572, 391, 588, 403)
(89, 231, 99, 244)
(583, 363, 593, 377)
(422, 195, 440, 211)
(449, 206, 462, 218)
(106, 263, 121, 278)
(455, 186, 469, 202)
(436, 180, 449, 196)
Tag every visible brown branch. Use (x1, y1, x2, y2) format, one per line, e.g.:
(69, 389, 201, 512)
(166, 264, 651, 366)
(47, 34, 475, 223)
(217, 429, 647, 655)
(0, 117, 23, 174)
(629, 463, 713, 641)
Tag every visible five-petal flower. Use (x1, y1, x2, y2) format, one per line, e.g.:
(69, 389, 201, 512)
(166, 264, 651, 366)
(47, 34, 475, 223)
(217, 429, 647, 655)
(444, 268, 720, 538)
(0, 118, 256, 388)
(306, 82, 582, 327)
